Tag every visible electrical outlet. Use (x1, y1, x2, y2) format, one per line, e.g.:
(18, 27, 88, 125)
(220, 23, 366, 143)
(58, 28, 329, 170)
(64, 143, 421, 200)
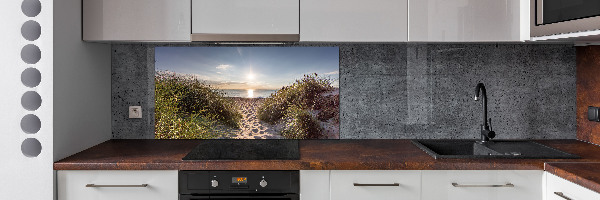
(129, 106, 142, 119)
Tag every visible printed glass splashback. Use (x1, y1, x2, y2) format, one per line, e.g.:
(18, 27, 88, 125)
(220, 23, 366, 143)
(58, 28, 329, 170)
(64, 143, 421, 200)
(155, 47, 339, 139)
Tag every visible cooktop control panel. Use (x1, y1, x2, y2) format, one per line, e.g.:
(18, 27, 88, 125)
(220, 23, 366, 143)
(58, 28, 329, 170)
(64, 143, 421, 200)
(179, 171, 299, 194)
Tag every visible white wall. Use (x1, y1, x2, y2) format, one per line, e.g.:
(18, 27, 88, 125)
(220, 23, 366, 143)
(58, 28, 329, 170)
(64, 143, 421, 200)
(0, 0, 110, 199)
(53, 0, 111, 162)
(0, 0, 54, 199)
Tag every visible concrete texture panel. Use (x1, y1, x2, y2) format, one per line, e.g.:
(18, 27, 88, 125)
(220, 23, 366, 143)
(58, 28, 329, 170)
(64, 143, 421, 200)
(111, 43, 576, 140)
(111, 44, 155, 139)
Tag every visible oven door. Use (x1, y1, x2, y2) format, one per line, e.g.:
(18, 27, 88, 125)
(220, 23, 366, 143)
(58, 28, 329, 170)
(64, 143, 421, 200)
(180, 194, 299, 200)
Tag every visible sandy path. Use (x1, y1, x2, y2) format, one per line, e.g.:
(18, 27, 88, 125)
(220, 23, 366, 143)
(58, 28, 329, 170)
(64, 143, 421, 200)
(216, 98, 284, 139)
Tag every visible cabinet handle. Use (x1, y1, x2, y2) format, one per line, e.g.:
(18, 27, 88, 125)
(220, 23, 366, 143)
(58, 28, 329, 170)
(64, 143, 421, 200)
(86, 184, 149, 188)
(554, 192, 573, 200)
(353, 183, 400, 186)
(451, 183, 514, 188)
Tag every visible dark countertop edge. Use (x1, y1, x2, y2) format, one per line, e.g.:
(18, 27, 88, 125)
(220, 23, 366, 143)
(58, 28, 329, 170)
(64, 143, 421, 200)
(545, 162, 600, 194)
(50, 139, 588, 172)
(53, 161, 545, 171)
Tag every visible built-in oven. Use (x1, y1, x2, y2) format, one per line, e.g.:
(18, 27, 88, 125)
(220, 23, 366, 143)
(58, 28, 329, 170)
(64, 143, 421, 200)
(179, 171, 299, 200)
(531, 0, 600, 37)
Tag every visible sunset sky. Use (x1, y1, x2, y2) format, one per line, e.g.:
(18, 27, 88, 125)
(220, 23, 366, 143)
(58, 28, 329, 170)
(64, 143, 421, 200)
(155, 47, 339, 90)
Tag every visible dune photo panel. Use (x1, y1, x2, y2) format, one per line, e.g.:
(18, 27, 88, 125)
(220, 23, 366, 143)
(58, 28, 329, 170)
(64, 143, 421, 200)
(154, 47, 340, 139)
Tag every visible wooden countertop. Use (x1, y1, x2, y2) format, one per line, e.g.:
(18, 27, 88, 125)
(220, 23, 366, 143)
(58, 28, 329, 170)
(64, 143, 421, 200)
(54, 139, 600, 171)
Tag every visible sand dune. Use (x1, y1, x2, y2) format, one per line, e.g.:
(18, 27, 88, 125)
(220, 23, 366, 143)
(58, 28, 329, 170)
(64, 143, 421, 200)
(217, 98, 284, 139)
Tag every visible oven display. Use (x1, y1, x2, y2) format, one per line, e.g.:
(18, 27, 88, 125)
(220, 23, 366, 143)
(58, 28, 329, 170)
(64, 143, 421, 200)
(232, 177, 247, 184)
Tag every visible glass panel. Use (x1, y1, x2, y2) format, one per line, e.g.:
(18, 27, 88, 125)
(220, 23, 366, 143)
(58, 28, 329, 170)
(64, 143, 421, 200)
(154, 47, 339, 140)
(542, 0, 600, 25)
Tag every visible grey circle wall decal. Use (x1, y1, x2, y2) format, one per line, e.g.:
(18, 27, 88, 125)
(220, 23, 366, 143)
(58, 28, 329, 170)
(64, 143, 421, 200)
(21, 91, 42, 111)
(20, 114, 41, 134)
(21, 68, 41, 88)
(21, 20, 41, 41)
(21, 44, 41, 64)
(21, 0, 41, 17)
(21, 138, 42, 157)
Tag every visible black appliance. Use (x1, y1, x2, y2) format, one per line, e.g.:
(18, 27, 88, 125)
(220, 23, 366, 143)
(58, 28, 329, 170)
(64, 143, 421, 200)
(536, 0, 600, 25)
(179, 171, 299, 200)
(532, 0, 600, 38)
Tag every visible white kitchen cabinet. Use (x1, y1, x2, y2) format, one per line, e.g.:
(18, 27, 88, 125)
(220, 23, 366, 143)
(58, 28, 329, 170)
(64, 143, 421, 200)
(330, 170, 421, 200)
(409, 0, 529, 42)
(57, 170, 178, 200)
(82, 0, 191, 41)
(300, 170, 330, 200)
(191, 0, 299, 41)
(545, 172, 600, 200)
(300, 0, 408, 42)
(422, 170, 543, 200)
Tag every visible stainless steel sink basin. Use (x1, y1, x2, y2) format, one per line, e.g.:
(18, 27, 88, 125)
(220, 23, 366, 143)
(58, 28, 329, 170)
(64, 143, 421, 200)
(412, 140, 579, 159)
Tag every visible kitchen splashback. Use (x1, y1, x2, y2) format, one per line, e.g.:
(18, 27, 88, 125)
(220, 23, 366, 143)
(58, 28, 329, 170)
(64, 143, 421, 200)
(576, 46, 600, 145)
(112, 43, 576, 139)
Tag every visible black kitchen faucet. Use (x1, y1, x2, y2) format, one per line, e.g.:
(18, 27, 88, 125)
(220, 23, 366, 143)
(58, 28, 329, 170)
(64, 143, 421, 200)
(474, 83, 495, 143)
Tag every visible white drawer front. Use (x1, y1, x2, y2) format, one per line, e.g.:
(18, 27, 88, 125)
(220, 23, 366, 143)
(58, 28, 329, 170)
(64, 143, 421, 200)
(57, 170, 178, 200)
(546, 172, 600, 200)
(330, 170, 421, 200)
(422, 170, 542, 200)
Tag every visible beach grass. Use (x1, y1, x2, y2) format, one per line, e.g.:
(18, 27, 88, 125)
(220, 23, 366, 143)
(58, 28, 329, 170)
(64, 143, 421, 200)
(154, 72, 339, 139)
(257, 73, 339, 139)
(154, 71, 242, 139)
(281, 105, 323, 139)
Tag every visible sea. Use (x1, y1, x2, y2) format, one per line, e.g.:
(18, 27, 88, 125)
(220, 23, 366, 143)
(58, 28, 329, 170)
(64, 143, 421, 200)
(221, 89, 277, 98)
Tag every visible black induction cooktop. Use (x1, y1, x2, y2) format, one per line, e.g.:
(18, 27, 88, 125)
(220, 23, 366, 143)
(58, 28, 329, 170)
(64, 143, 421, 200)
(182, 139, 300, 160)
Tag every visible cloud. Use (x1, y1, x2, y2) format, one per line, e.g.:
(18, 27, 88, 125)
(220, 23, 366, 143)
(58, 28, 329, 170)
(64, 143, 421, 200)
(216, 64, 232, 70)
(324, 71, 339, 75)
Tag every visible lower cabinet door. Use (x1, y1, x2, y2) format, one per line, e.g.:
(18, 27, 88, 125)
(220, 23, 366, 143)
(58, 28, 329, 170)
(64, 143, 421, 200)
(57, 170, 178, 200)
(421, 170, 542, 200)
(300, 170, 330, 200)
(330, 170, 421, 200)
(546, 172, 600, 200)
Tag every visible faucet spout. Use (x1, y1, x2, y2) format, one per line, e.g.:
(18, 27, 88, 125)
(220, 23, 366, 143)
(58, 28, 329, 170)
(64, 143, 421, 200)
(474, 83, 495, 142)
(474, 83, 488, 129)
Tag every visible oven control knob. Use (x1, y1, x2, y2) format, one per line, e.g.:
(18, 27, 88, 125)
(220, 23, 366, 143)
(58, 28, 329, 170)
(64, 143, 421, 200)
(211, 180, 219, 188)
(259, 179, 268, 187)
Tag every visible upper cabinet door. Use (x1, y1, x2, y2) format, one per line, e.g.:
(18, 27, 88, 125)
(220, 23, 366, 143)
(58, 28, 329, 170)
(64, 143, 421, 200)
(409, 0, 529, 42)
(300, 0, 408, 42)
(191, 0, 299, 40)
(83, 0, 191, 42)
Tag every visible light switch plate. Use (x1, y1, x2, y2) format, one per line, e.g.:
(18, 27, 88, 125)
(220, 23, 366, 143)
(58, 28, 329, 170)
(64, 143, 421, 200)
(129, 106, 142, 119)
(589, 106, 599, 122)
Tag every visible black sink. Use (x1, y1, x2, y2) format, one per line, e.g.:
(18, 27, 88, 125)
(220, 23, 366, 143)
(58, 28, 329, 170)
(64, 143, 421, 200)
(412, 139, 579, 159)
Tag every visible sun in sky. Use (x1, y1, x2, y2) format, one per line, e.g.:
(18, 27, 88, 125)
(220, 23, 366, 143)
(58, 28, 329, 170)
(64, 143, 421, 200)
(246, 73, 255, 80)
(155, 47, 339, 90)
